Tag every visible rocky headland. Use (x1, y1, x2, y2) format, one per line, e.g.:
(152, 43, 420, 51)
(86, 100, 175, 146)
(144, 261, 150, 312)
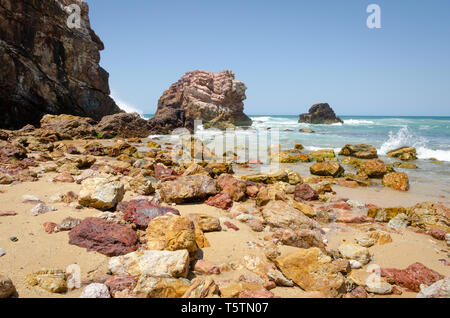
(299, 103, 343, 125)
(0, 0, 122, 130)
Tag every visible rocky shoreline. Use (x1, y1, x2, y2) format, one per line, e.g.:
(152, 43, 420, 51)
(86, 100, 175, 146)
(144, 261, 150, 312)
(0, 117, 449, 298)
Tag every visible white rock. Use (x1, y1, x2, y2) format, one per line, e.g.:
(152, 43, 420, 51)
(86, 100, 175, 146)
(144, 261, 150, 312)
(30, 203, 55, 216)
(78, 177, 125, 210)
(387, 213, 409, 229)
(338, 243, 371, 265)
(79, 283, 110, 298)
(22, 195, 40, 202)
(417, 277, 450, 298)
(236, 213, 254, 222)
(347, 200, 365, 209)
(365, 277, 393, 294)
(349, 260, 363, 269)
(49, 194, 64, 203)
(0, 248, 5, 257)
(109, 250, 190, 278)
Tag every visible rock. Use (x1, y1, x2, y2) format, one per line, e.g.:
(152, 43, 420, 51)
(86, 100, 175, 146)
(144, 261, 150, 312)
(78, 177, 125, 210)
(193, 260, 221, 275)
(427, 228, 446, 240)
(0, 275, 15, 298)
(358, 159, 387, 178)
(30, 203, 55, 216)
(145, 215, 198, 252)
(148, 70, 252, 133)
(390, 162, 418, 169)
(272, 228, 325, 249)
(241, 170, 289, 184)
(80, 283, 111, 298)
(239, 289, 276, 298)
(310, 161, 344, 177)
(104, 275, 137, 298)
(223, 221, 239, 231)
(275, 152, 311, 163)
(408, 202, 450, 232)
(338, 243, 371, 265)
(154, 164, 177, 181)
(182, 277, 220, 298)
(309, 149, 336, 161)
(43, 222, 58, 234)
(159, 175, 217, 203)
(96, 113, 151, 138)
(380, 262, 444, 292)
(109, 250, 190, 278)
(182, 163, 208, 176)
(52, 172, 75, 183)
(188, 214, 222, 232)
(335, 212, 374, 224)
(298, 103, 343, 124)
(55, 217, 81, 232)
(294, 184, 319, 201)
(217, 174, 247, 201)
(24, 269, 67, 293)
(40, 115, 98, 139)
(0, 0, 121, 130)
(69, 218, 138, 256)
(382, 172, 409, 191)
(417, 277, 450, 298)
(290, 200, 316, 217)
(365, 277, 393, 295)
(133, 276, 191, 298)
(387, 213, 410, 229)
(368, 207, 408, 222)
(0, 172, 14, 184)
(275, 248, 345, 297)
(123, 199, 180, 229)
(299, 128, 314, 133)
(205, 193, 233, 210)
(356, 231, 392, 247)
(387, 147, 417, 161)
(262, 200, 319, 231)
(0, 248, 5, 257)
(339, 144, 378, 159)
(205, 162, 234, 177)
(350, 286, 368, 298)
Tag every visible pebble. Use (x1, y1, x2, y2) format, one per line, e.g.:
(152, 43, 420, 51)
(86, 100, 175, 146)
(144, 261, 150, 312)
(0, 248, 5, 257)
(10, 237, 18, 242)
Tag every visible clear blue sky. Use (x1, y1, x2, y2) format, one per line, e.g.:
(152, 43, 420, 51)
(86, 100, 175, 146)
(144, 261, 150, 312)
(87, 0, 450, 116)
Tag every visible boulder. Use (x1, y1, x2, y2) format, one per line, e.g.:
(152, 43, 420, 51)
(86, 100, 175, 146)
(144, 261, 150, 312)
(40, 115, 97, 139)
(272, 228, 325, 249)
(109, 250, 190, 278)
(68, 218, 138, 256)
(382, 172, 409, 191)
(123, 199, 180, 229)
(96, 113, 151, 138)
(133, 276, 191, 298)
(80, 283, 111, 298)
(148, 70, 252, 133)
(0, 275, 15, 298)
(338, 243, 371, 265)
(339, 144, 378, 159)
(417, 277, 450, 298)
(298, 103, 343, 124)
(275, 248, 345, 297)
(380, 262, 444, 292)
(0, 0, 121, 130)
(188, 214, 222, 232)
(217, 174, 247, 201)
(205, 193, 233, 210)
(24, 269, 67, 293)
(182, 277, 220, 298)
(308, 149, 336, 162)
(241, 170, 289, 184)
(105, 275, 137, 298)
(145, 215, 198, 252)
(408, 202, 450, 232)
(358, 159, 387, 178)
(310, 162, 344, 177)
(294, 184, 319, 201)
(78, 177, 125, 210)
(262, 200, 319, 231)
(387, 147, 417, 161)
(159, 175, 217, 203)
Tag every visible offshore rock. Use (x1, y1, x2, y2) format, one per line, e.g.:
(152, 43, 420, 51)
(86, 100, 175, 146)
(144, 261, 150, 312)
(298, 103, 343, 124)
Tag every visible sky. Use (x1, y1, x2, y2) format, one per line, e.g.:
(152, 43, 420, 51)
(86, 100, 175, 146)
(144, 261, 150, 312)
(87, 0, 450, 116)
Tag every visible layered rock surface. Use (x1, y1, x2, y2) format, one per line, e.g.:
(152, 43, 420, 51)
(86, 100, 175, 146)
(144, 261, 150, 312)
(148, 70, 252, 133)
(0, 0, 122, 129)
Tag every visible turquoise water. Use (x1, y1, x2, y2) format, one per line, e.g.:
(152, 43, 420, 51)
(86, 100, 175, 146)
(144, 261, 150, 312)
(144, 114, 450, 162)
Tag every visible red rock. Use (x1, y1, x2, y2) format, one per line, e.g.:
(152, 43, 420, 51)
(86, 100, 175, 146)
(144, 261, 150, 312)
(272, 228, 325, 249)
(154, 164, 177, 181)
(338, 180, 359, 188)
(68, 218, 139, 256)
(246, 185, 260, 198)
(336, 212, 374, 223)
(351, 286, 368, 298)
(123, 200, 180, 229)
(43, 222, 58, 234)
(246, 219, 264, 232)
(380, 262, 445, 292)
(0, 211, 17, 216)
(329, 202, 351, 210)
(193, 260, 221, 275)
(104, 275, 137, 298)
(392, 286, 403, 295)
(96, 113, 152, 139)
(217, 174, 247, 202)
(224, 221, 239, 231)
(427, 228, 446, 240)
(205, 193, 233, 210)
(65, 146, 81, 155)
(294, 184, 319, 201)
(239, 289, 276, 298)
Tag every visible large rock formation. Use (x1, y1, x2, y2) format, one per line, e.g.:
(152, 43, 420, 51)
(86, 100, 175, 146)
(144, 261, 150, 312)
(148, 70, 252, 133)
(0, 0, 122, 130)
(299, 103, 343, 124)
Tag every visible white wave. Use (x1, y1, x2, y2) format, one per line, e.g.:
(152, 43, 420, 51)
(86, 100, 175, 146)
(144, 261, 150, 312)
(416, 147, 450, 162)
(250, 116, 271, 122)
(304, 146, 342, 153)
(110, 91, 144, 116)
(344, 119, 375, 125)
(379, 126, 427, 155)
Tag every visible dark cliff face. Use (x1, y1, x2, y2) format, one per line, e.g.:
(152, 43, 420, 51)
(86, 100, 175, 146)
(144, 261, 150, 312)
(0, 0, 122, 130)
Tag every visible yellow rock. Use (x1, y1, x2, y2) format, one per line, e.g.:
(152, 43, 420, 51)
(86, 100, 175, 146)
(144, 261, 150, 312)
(24, 269, 67, 294)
